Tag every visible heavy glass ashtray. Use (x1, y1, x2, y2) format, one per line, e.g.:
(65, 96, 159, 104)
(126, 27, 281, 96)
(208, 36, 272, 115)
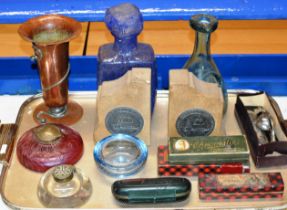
(37, 164, 92, 208)
(93, 134, 148, 177)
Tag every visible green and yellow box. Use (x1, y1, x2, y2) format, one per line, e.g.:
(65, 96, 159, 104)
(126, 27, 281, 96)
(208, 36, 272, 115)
(168, 135, 249, 164)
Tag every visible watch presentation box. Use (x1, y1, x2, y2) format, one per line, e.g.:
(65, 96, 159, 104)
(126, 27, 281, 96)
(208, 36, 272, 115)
(158, 146, 250, 177)
(199, 173, 284, 201)
(235, 92, 287, 168)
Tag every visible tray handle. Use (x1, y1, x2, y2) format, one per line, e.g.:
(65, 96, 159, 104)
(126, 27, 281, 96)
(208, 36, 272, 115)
(0, 124, 18, 166)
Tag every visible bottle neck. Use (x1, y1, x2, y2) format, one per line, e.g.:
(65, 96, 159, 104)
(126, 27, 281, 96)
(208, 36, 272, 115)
(192, 31, 211, 57)
(113, 36, 137, 53)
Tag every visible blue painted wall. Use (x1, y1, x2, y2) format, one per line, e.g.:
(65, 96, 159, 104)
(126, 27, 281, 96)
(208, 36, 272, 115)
(0, 0, 286, 23)
(0, 55, 286, 96)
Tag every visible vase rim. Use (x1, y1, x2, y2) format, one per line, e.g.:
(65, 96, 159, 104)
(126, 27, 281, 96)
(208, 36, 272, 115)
(18, 14, 82, 46)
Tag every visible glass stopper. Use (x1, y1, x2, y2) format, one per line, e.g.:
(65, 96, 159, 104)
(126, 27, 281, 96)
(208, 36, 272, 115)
(105, 3, 143, 38)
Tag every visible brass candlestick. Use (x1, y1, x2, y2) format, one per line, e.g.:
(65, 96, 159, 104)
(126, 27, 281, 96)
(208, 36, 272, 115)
(18, 14, 83, 125)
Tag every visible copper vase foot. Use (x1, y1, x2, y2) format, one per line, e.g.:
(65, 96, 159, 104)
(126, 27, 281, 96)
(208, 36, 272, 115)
(33, 101, 83, 125)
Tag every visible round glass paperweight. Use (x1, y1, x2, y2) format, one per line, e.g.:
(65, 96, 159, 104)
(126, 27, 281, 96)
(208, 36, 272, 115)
(93, 134, 148, 177)
(37, 165, 92, 208)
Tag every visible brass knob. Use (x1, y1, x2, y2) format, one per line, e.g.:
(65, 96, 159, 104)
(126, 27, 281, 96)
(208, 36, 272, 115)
(52, 165, 74, 183)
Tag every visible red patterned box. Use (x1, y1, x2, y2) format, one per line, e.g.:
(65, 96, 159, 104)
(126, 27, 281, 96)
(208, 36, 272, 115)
(199, 173, 284, 201)
(158, 146, 250, 177)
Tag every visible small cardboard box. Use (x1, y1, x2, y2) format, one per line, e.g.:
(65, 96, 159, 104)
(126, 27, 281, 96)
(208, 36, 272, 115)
(168, 135, 249, 164)
(199, 173, 284, 201)
(158, 146, 250, 177)
(168, 69, 225, 137)
(94, 68, 151, 145)
(235, 92, 287, 168)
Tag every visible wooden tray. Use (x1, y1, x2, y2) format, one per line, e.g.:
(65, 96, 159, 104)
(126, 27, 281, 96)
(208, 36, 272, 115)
(0, 91, 287, 209)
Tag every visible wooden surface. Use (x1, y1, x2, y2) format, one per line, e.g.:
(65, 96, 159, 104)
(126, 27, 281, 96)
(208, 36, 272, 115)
(87, 20, 287, 55)
(0, 20, 287, 56)
(0, 23, 88, 56)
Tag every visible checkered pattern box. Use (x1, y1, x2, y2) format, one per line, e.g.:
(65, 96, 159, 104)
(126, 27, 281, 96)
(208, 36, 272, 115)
(158, 146, 250, 177)
(199, 173, 284, 201)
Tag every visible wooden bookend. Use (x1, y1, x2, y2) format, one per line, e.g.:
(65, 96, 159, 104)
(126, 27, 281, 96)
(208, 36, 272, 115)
(94, 68, 151, 145)
(168, 69, 224, 137)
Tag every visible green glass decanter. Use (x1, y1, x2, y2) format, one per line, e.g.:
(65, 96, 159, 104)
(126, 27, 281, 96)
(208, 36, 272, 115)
(184, 14, 228, 113)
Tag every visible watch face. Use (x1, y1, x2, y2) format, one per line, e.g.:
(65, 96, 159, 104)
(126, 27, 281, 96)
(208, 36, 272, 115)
(105, 107, 144, 136)
(176, 109, 215, 137)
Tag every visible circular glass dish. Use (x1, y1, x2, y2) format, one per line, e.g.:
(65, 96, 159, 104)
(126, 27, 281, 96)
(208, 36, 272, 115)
(93, 134, 148, 177)
(37, 164, 92, 208)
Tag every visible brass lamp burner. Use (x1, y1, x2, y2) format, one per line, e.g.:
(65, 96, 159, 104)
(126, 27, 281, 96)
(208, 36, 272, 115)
(33, 124, 62, 143)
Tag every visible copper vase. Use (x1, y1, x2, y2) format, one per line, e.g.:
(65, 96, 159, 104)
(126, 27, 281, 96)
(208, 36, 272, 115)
(18, 14, 83, 125)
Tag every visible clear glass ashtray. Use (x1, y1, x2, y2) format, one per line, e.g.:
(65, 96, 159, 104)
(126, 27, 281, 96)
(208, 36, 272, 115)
(93, 134, 148, 177)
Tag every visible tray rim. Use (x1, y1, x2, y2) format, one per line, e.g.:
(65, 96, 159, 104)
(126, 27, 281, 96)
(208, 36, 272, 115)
(1, 90, 287, 210)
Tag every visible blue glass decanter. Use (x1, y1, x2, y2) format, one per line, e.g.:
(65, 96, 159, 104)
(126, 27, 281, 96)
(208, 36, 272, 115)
(184, 14, 228, 114)
(98, 3, 157, 110)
